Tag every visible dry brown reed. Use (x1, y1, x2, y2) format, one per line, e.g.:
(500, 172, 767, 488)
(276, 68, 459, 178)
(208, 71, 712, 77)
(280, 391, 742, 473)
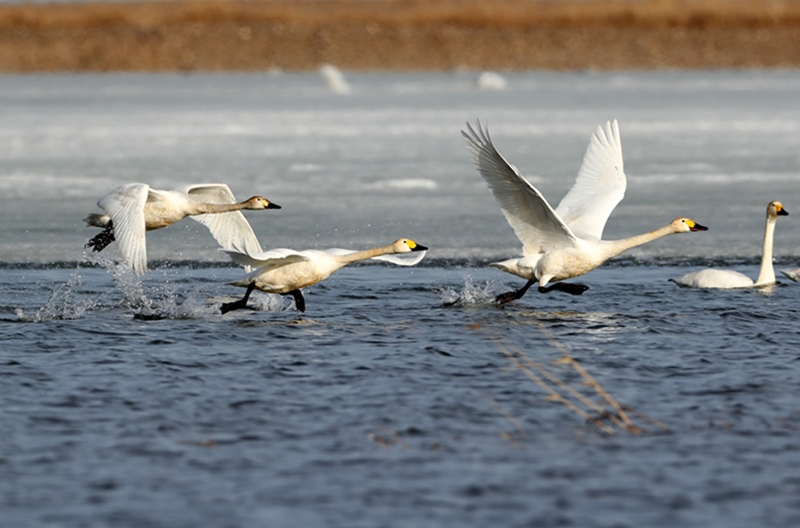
(486, 322, 668, 436)
(2, 0, 800, 72)
(3, 0, 800, 31)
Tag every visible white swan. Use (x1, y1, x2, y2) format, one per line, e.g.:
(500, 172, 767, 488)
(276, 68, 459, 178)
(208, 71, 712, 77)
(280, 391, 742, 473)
(780, 268, 800, 282)
(84, 183, 281, 274)
(671, 200, 788, 289)
(462, 120, 708, 303)
(220, 238, 428, 313)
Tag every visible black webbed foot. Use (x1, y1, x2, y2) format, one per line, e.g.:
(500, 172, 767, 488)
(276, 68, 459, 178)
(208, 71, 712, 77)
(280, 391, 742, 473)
(495, 279, 536, 305)
(85, 225, 115, 252)
(220, 283, 256, 314)
(287, 290, 306, 312)
(538, 282, 589, 296)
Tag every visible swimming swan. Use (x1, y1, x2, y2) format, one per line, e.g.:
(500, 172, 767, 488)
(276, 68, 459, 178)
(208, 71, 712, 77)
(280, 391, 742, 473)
(671, 201, 788, 289)
(462, 120, 708, 304)
(84, 183, 281, 274)
(220, 238, 428, 313)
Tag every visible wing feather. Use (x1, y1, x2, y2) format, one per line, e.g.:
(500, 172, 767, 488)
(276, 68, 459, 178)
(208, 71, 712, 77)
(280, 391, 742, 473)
(222, 248, 308, 271)
(554, 120, 626, 240)
(173, 183, 263, 254)
(98, 183, 149, 274)
(323, 248, 427, 266)
(462, 121, 577, 256)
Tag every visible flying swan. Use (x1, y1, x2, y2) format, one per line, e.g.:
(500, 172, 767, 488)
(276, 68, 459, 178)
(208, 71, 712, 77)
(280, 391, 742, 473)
(220, 238, 428, 313)
(671, 200, 788, 289)
(462, 120, 708, 304)
(84, 183, 281, 274)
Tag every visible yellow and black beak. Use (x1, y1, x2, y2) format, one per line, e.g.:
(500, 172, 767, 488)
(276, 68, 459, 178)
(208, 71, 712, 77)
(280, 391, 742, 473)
(410, 242, 428, 252)
(689, 221, 708, 232)
(778, 207, 789, 216)
(267, 202, 282, 210)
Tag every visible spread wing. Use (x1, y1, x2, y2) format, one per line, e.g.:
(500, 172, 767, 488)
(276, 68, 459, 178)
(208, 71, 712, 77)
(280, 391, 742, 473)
(221, 248, 308, 272)
(462, 121, 577, 257)
(323, 248, 427, 266)
(554, 120, 625, 241)
(97, 183, 149, 274)
(172, 183, 263, 254)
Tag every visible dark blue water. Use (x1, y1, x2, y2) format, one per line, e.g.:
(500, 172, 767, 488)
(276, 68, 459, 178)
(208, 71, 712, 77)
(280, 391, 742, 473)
(2, 259, 800, 528)
(3, 70, 800, 526)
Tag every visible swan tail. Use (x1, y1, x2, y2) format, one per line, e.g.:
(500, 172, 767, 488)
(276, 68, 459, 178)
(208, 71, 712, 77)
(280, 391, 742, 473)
(84, 213, 111, 228)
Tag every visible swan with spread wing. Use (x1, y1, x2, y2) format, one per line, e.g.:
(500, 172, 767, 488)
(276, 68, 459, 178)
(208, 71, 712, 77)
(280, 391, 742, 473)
(84, 183, 280, 274)
(462, 120, 708, 304)
(220, 238, 428, 313)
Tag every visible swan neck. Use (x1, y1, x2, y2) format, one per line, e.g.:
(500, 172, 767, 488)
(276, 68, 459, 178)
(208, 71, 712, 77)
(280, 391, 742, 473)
(755, 215, 778, 286)
(194, 201, 247, 214)
(337, 245, 394, 264)
(605, 224, 675, 258)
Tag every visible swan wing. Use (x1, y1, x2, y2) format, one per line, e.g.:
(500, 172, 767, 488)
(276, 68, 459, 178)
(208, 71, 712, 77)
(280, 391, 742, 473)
(97, 183, 149, 274)
(323, 248, 428, 266)
(555, 120, 626, 241)
(462, 121, 577, 256)
(222, 248, 308, 271)
(172, 183, 264, 254)
(671, 269, 754, 289)
(780, 268, 800, 282)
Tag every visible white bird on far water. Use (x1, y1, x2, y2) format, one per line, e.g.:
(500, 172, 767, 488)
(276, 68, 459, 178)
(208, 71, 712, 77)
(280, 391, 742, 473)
(462, 119, 708, 304)
(320, 64, 352, 95)
(671, 200, 789, 289)
(477, 71, 508, 91)
(84, 183, 281, 275)
(220, 238, 428, 313)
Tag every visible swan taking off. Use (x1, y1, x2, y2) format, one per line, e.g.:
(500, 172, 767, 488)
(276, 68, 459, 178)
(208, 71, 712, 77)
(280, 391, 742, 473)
(671, 201, 788, 289)
(84, 183, 281, 275)
(220, 238, 428, 313)
(462, 120, 708, 304)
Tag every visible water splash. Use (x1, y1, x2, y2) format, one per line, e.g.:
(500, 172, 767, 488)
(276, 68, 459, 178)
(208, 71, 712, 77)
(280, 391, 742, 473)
(16, 267, 98, 322)
(438, 276, 500, 307)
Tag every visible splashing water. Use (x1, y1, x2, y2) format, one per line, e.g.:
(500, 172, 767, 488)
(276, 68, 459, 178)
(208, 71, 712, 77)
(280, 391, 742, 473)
(16, 267, 98, 322)
(437, 275, 502, 307)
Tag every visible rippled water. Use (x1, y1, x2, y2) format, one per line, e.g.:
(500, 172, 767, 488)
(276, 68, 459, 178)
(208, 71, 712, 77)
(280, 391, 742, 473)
(2, 71, 800, 527)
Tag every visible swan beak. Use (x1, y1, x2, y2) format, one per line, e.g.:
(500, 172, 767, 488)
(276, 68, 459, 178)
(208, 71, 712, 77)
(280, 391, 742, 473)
(411, 243, 428, 252)
(778, 208, 789, 216)
(267, 202, 282, 210)
(689, 222, 708, 232)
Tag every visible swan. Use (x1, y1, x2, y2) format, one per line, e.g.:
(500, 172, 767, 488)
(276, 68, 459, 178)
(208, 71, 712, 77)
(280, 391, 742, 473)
(220, 238, 428, 313)
(780, 268, 800, 282)
(84, 183, 281, 274)
(671, 200, 788, 289)
(462, 120, 708, 304)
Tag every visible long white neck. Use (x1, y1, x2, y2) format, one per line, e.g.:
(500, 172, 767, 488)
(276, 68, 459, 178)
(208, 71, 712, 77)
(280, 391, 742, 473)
(600, 224, 679, 261)
(754, 215, 778, 286)
(335, 244, 397, 265)
(193, 201, 250, 215)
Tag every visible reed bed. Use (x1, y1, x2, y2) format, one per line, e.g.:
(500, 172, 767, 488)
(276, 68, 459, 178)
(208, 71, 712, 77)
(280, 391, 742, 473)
(2, 0, 800, 71)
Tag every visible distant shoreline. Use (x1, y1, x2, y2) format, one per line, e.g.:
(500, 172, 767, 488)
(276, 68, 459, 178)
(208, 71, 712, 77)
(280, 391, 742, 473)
(2, 0, 800, 72)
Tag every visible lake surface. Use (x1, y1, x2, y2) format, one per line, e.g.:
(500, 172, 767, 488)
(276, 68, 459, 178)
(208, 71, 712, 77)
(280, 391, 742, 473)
(2, 70, 800, 527)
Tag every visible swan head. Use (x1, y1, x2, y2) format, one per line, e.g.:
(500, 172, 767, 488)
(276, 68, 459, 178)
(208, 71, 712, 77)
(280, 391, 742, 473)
(670, 218, 708, 233)
(391, 238, 429, 253)
(245, 196, 281, 210)
(768, 200, 789, 218)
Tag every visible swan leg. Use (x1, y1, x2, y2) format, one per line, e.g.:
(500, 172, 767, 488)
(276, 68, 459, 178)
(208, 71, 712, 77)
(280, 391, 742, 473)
(495, 279, 536, 304)
(85, 224, 116, 252)
(286, 289, 306, 312)
(220, 283, 256, 314)
(538, 282, 589, 296)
